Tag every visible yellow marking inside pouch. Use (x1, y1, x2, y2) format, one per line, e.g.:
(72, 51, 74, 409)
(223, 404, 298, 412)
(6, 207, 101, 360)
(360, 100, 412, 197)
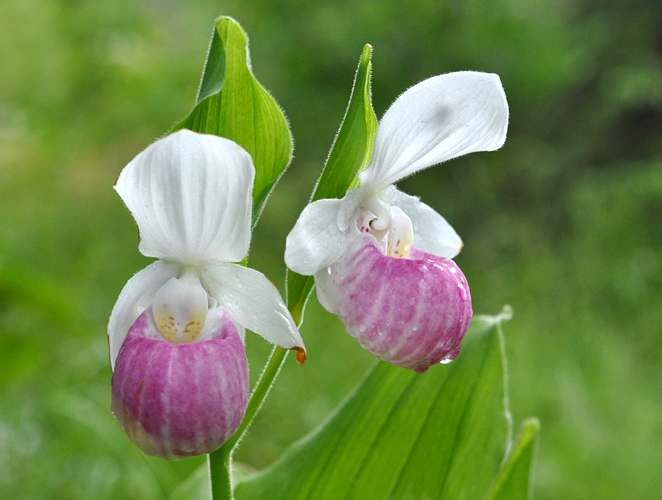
(152, 269, 208, 343)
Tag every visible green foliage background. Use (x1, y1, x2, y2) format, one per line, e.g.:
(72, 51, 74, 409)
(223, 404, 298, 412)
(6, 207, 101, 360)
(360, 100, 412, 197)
(1, 0, 661, 498)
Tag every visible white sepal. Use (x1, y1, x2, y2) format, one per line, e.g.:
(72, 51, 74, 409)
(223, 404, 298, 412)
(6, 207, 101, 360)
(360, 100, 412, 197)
(114, 129, 254, 264)
(108, 260, 181, 369)
(284, 189, 365, 276)
(384, 186, 463, 258)
(360, 72, 509, 189)
(203, 262, 305, 350)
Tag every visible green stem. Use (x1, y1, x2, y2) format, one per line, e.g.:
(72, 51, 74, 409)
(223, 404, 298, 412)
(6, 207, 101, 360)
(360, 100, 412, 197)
(226, 346, 289, 450)
(208, 449, 232, 500)
(208, 276, 306, 499)
(208, 346, 289, 499)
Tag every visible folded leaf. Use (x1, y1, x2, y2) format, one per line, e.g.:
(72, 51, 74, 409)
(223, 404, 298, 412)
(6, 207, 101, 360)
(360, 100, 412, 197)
(287, 44, 377, 318)
(171, 16, 293, 226)
(487, 418, 540, 500)
(235, 312, 512, 500)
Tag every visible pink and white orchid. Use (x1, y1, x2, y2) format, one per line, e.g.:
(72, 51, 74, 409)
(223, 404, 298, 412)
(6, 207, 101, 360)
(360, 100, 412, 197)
(109, 129, 305, 459)
(285, 72, 508, 373)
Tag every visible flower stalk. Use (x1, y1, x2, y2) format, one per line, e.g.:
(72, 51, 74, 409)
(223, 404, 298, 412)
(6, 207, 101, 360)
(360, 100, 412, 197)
(208, 450, 233, 500)
(208, 347, 289, 500)
(208, 282, 309, 499)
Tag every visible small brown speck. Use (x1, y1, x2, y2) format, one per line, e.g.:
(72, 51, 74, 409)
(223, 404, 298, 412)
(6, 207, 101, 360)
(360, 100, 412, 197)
(136, 380, 145, 398)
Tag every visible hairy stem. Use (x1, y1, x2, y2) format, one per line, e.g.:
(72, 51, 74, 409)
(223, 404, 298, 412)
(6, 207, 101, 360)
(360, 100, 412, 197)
(208, 274, 306, 499)
(208, 450, 232, 500)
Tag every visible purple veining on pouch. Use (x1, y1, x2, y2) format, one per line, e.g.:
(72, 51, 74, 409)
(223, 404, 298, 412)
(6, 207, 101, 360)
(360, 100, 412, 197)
(111, 307, 249, 459)
(330, 235, 472, 373)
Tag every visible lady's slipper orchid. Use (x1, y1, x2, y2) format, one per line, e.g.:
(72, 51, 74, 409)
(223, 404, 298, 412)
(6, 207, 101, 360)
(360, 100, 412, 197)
(285, 71, 508, 373)
(109, 129, 305, 459)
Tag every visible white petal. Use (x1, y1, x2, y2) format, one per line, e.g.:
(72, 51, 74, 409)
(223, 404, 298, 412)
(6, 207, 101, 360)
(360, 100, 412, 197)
(284, 189, 365, 276)
(202, 263, 305, 351)
(359, 72, 508, 188)
(108, 260, 181, 369)
(115, 129, 254, 263)
(383, 186, 463, 258)
(313, 267, 339, 314)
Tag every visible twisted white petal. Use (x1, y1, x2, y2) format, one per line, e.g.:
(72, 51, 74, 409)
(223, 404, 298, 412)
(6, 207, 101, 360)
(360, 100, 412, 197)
(383, 186, 463, 258)
(285, 189, 365, 276)
(108, 260, 181, 369)
(203, 263, 305, 350)
(115, 129, 254, 264)
(359, 72, 509, 188)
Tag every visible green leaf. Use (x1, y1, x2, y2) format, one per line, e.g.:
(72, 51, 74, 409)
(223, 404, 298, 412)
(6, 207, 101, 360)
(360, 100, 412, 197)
(487, 418, 540, 500)
(169, 464, 211, 500)
(234, 312, 512, 500)
(310, 44, 378, 202)
(171, 16, 293, 226)
(286, 44, 377, 319)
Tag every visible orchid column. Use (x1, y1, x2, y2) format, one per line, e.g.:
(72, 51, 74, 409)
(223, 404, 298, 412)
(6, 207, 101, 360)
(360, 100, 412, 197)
(286, 71, 508, 373)
(109, 130, 305, 459)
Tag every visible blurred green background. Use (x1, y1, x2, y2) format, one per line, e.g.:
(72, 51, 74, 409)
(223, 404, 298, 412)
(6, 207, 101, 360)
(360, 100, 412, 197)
(1, 0, 661, 498)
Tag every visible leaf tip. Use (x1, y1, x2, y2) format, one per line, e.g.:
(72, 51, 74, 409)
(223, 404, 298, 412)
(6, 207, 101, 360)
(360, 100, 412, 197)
(521, 417, 541, 436)
(215, 15, 241, 30)
(498, 304, 513, 322)
(361, 44, 373, 64)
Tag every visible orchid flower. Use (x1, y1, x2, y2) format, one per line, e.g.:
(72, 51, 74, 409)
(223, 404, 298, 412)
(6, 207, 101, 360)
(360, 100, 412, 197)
(109, 129, 305, 459)
(285, 72, 508, 373)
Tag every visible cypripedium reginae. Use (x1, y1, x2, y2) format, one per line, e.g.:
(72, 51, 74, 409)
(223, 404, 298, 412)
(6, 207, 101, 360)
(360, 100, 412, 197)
(285, 72, 508, 373)
(109, 130, 305, 459)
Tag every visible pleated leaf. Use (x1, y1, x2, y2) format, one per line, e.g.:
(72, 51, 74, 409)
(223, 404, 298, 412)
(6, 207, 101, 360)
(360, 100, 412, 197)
(487, 418, 540, 500)
(235, 312, 512, 500)
(172, 16, 293, 226)
(286, 44, 377, 323)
